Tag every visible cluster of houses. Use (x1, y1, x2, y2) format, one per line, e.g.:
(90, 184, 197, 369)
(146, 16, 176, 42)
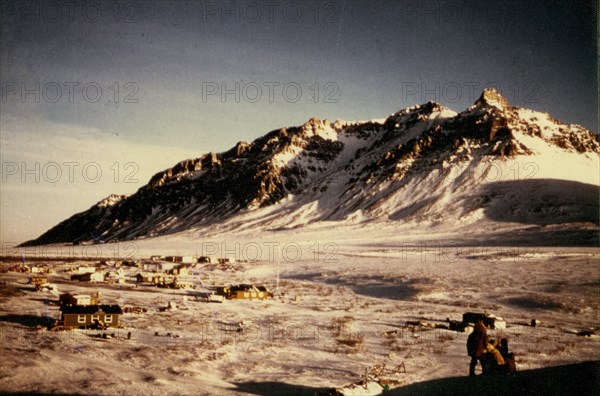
(6, 254, 276, 332)
(0, 261, 283, 340)
(135, 273, 195, 289)
(7, 255, 245, 293)
(3, 263, 55, 274)
(49, 282, 273, 331)
(149, 255, 235, 264)
(63, 261, 199, 288)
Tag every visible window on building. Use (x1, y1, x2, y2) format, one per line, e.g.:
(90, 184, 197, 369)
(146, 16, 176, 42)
(104, 315, 112, 323)
(92, 315, 99, 322)
(77, 315, 86, 323)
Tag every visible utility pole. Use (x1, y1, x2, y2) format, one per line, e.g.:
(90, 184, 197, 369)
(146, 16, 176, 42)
(276, 259, 280, 294)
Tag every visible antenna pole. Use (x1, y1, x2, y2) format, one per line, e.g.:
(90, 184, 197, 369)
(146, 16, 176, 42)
(276, 259, 280, 293)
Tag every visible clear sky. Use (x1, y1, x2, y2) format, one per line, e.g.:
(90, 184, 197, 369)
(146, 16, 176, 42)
(0, 0, 597, 244)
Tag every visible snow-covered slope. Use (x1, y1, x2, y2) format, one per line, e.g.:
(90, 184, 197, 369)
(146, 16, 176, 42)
(22, 89, 599, 246)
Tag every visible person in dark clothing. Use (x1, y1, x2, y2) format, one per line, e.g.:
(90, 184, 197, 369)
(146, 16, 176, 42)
(499, 338, 509, 357)
(498, 337, 517, 373)
(467, 320, 488, 376)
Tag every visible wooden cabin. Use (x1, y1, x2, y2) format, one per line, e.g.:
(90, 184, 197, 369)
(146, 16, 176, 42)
(216, 284, 270, 300)
(29, 275, 48, 287)
(59, 305, 123, 329)
(136, 272, 164, 284)
(71, 272, 104, 282)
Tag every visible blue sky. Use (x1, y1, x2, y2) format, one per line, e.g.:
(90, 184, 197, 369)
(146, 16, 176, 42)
(0, 0, 597, 243)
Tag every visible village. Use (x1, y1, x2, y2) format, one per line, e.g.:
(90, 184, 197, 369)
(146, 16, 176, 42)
(0, 248, 598, 395)
(3, 254, 279, 329)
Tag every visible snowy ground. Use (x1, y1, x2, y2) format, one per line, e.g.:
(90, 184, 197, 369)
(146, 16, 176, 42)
(0, 243, 599, 395)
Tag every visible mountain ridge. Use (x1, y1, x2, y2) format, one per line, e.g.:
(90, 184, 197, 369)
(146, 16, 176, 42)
(22, 89, 600, 246)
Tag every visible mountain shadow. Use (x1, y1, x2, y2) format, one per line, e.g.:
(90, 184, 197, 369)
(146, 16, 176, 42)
(480, 179, 598, 226)
(387, 360, 600, 396)
(231, 361, 599, 396)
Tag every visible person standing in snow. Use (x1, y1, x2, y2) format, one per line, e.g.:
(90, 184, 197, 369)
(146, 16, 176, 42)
(467, 320, 489, 376)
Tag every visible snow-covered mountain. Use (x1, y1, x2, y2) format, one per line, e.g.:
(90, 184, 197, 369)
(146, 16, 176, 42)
(22, 89, 599, 246)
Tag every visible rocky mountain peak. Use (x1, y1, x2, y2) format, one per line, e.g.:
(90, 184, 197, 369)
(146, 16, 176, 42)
(475, 88, 510, 110)
(302, 116, 324, 129)
(300, 116, 335, 138)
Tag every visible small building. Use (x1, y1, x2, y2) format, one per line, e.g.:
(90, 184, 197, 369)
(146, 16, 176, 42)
(172, 279, 195, 289)
(29, 275, 48, 286)
(170, 278, 196, 289)
(136, 272, 164, 284)
(195, 291, 224, 303)
(149, 255, 163, 261)
(216, 284, 270, 300)
(77, 266, 96, 274)
(59, 293, 98, 306)
(71, 272, 104, 282)
(59, 305, 123, 329)
(235, 287, 267, 300)
(217, 257, 235, 264)
(197, 256, 211, 263)
(167, 266, 189, 276)
(105, 270, 126, 284)
(462, 312, 506, 329)
(142, 262, 161, 272)
(164, 256, 196, 264)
